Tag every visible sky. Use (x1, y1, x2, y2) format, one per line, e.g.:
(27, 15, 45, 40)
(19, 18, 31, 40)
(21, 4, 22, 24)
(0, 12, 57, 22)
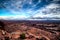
(0, 0, 60, 20)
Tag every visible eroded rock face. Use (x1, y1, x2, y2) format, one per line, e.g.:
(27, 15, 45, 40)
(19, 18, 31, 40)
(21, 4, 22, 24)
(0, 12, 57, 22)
(0, 21, 60, 40)
(1, 28, 58, 40)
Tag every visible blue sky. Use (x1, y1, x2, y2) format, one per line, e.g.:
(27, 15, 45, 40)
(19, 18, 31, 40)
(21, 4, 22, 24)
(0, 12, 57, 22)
(0, 0, 60, 20)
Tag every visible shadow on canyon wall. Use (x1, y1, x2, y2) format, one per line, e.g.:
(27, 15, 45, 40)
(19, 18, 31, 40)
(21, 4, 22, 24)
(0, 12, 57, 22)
(0, 21, 5, 30)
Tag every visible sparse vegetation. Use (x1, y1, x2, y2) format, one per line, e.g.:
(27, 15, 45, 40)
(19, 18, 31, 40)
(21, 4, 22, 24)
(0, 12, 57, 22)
(0, 21, 60, 40)
(5, 37, 10, 40)
(20, 33, 26, 39)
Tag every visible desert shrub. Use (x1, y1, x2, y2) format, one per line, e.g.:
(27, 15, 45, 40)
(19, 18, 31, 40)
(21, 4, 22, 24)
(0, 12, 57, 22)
(5, 37, 10, 40)
(20, 33, 26, 39)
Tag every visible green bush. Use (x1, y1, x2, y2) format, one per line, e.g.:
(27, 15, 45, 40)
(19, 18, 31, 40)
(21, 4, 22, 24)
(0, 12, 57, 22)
(20, 33, 26, 39)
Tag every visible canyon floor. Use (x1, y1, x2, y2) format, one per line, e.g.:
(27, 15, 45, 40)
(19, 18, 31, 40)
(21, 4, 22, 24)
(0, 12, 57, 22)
(0, 21, 60, 40)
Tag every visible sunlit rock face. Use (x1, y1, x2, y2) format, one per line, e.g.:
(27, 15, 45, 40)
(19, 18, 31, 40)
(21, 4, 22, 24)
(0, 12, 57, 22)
(0, 0, 60, 20)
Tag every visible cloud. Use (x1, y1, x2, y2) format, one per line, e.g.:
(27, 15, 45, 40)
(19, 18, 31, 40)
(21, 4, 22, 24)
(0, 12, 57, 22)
(31, 3, 60, 20)
(0, 15, 28, 20)
(0, 0, 60, 20)
(0, 3, 60, 20)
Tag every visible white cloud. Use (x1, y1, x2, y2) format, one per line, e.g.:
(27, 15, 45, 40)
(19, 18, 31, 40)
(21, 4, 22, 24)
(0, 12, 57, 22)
(1, 0, 60, 20)
(46, 3, 59, 8)
(0, 15, 28, 20)
(32, 3, 60, 19)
